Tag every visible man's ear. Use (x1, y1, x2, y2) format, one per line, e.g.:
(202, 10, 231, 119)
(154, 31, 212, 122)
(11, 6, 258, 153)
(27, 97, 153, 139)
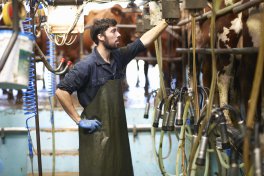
(97, 33, 105, 42)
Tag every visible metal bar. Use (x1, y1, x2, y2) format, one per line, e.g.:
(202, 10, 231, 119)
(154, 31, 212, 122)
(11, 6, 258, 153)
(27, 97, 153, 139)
(134, 56, 182, 62)
(0, 127, 27, 133)
(177, 0, 264, 26)
(176, 47, 258, 54)
(84, 24, 179, 30)
(47, 0, 83, 5)
(79, 55, 182, 62)
(233, 0, 264, 14)
(34, 125, 162, 133)
(30, 0, 42, 175)
(117, 24, 136, 28)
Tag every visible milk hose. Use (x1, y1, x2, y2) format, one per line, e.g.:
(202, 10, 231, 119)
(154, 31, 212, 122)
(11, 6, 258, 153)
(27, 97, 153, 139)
(191, 14, 200, 121)
(188, 0, 218, 173)
(175, 96, 191, 176)
(151, 89, 174, 175)
(35, 43, 72, 74)
(243, 9, 264, 175)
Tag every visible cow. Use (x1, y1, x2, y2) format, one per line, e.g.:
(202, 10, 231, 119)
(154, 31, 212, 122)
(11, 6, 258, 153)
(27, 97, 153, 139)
(189, 0, 244, 123)
(190, 0, 262, 122)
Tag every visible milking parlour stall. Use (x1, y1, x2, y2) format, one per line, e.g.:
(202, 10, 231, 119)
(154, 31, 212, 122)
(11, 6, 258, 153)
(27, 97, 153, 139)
(0, 0, 263, 175)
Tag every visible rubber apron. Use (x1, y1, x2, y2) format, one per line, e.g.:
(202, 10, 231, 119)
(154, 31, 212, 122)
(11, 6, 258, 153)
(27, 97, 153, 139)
(79, 79, 133, 176)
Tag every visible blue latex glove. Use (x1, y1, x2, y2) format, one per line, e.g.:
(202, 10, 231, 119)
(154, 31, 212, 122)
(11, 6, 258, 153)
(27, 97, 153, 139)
(78, 119, 102, 133)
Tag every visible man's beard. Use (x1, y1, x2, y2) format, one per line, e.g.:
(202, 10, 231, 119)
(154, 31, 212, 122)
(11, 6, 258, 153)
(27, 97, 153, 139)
(103, 38, 118, 50)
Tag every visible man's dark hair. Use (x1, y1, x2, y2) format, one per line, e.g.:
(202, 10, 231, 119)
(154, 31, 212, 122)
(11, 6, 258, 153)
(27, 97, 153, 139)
(90, 18, 117, 45)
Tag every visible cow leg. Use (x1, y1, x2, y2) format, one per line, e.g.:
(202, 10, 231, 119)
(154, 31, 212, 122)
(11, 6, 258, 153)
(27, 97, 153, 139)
(217, 56, 234, 124)
(136, 60, 140, 87)
(16, 90, 23, 104)
(144, 61, 149, 95)
(2, 89, 8, 95)
(7, 89, 14, 100)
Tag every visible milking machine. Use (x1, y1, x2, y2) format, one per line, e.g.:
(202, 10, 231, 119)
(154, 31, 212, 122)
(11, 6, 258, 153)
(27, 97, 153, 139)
(143, 0, 264, 175)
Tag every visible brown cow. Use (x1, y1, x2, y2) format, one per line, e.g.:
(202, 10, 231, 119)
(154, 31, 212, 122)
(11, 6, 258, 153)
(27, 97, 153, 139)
(193, 0, 262, 121)
(83, 4, 138, 53)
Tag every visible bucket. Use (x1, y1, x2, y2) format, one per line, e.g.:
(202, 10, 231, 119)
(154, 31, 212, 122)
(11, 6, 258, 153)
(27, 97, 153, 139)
(0, 30, 34, 89)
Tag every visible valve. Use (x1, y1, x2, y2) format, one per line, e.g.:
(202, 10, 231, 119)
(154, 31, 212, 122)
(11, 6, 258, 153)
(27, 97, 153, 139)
(144, 102, 150, 119)
(153, 99, 164, 128)
(175, 101, 183, 125)
(167, 108, 176, 131)
(162, 111, 170, 131)
(196, 136, 208, 166)
(153, 107, 162, 128)
(161, 0, 181, 25)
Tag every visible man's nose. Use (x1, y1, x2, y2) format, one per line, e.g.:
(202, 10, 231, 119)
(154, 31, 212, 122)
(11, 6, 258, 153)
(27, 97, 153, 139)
(117, 31, 121, 38)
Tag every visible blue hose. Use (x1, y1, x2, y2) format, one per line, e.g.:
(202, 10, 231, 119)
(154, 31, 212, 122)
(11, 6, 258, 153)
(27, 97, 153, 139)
(22, 16, 36, 170)
(46, 40, 56, 97)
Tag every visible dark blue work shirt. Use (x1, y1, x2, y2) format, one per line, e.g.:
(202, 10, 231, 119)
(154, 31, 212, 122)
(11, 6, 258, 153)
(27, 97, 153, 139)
(57, 39, 146, 108)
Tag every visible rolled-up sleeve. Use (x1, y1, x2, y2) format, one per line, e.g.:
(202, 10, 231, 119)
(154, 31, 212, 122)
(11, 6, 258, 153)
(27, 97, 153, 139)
(57, 62, 89, 94)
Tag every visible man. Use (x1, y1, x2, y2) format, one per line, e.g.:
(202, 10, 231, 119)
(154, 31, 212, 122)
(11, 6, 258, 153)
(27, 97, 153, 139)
(55, 18, 168, 176)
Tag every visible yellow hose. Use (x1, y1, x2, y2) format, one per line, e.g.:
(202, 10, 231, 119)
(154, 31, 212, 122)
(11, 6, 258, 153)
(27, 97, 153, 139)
(188, 0, 218, 173)
(175, 97, 190, 176)
(153, 33, 175, 175)
(191, 15, 200, 121)
(154, 37, 167, 99)
(243, 9, 264, 175)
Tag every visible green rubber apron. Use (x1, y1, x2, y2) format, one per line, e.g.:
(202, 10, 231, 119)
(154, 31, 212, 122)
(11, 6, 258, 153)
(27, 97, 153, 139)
(79, 79, 133, 176)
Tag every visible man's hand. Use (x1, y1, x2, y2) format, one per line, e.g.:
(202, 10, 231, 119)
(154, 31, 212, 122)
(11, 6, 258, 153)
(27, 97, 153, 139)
(78, 119, 102, 133)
